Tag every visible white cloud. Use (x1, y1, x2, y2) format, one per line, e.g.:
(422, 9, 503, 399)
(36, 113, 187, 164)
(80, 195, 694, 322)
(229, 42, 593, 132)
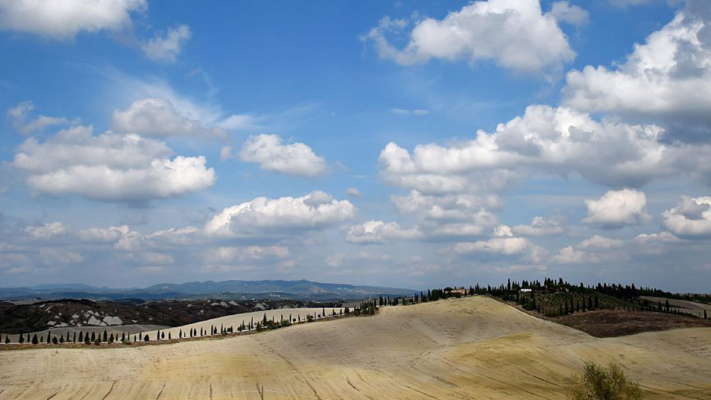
(204, 191, 356, 238)
(7, 101, 69, 135)
(141, 25, 191, 63)
(562, 5, 711, 134)
(513, 215, 566, 236)
(549, 1, 589, 26)
(205, 246, 289, 264)
(583, 189, 650, 228)
(493, 224, 514, 237)
(220, 145, 234, 161)
(111, 98, 226, 139)
(346, 187, 362, 197)
(13, 126, 216, 202)
(578, 235, 624, 249)
(239, 134, 327, 178)
(552, 235, 626, 264)
(391, 108, 430, 116)
(78, 225, 130, 243)
(326, 253, 347, 268)
(362, 0, 576, 73)
(634, 231, 681, 245)
(454, 224, 547, 263)
(391, 190, 500, 238)
(663, 196, 711, 237)
(454, 237, 532, 255)
(26, 222, 66, 239)
(217, 114, 261, 131)
(0, 0, 146, 40)
(552, 246, 589, 264)
(380, 105, 711, 194)
(39, 248, 83, 265)
(346, 220, 424, 243)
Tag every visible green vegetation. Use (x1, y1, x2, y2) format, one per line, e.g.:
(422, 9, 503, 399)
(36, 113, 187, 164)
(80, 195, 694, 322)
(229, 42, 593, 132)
(567, 360, 643, 400)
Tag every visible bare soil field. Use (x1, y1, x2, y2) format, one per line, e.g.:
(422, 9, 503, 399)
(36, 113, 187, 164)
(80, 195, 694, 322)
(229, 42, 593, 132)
(1, 296, 710, 399)
(554, 309, 711, 337)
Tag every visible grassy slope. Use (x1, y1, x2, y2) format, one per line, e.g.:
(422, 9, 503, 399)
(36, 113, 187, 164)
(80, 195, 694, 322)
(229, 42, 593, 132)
(0, 296, 709, 399)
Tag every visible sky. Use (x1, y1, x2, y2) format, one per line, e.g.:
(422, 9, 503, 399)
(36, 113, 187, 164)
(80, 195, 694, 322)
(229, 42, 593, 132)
(1, 0, 711, 292)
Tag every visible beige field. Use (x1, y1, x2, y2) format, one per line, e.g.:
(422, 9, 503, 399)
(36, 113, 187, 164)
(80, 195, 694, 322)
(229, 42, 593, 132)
(1, 296, 710, 399)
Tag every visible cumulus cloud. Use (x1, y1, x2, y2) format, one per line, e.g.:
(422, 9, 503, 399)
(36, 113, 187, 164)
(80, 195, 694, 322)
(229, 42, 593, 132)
(562, 4, 711, 139)
(78, 225, 131, 243)
(239, 134, 327, 178)
(205, 246, 289, 264)
(13, 126, 216, 202)
(583, 189, 650, 228)
(204, 191, 356, 238)
(663, 196, 711, 237)
(7, 101, 69, 135)
(380, 105, 711, 194)
(634, 231, 681, 245)
(0, 0, 146, 40)
(346, 187, 362, 197)
(112, 98, 226, 139)
(391, 190, 500, 237)
(454, 236, 538, 258)
(26, 222, 66, 239)
(552, 235, 625, 264)
(362, 0, 576, 73)
(141, 25, 191, 63)
(549, 1, 589, 26)
(220, 146, 234, 161)
(346, 220, 424, 243)
(578, 235, 624, 249)
(513, 215, 566, 236)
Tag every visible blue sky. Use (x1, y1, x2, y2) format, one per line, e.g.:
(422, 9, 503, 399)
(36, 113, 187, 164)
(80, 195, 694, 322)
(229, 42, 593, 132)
(1, 0, 710, 292)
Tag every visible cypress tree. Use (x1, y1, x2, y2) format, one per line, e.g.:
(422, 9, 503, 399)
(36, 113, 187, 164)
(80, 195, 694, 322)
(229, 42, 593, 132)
(32, 334, 38, 345)
(4, 336, 9, 344)
(60, 336, 65, 344)
(52, 337, 58, 345)
(91, 332, 96, 342)
(144, 334, 149, 342)
(78, 331, 83, 342)
(73, 332, 76, 343)
(161, 331, 165, 339)
(46, 332, 51, 344)
(85, 334, 90, 345)
(109, 334, 114, 343)
(103, 330, 107, 343)
(168, 332, 171, 340)
(705, 310, 708, 319)
(19, 333, 25, 344)
(121, 332, 125, 342)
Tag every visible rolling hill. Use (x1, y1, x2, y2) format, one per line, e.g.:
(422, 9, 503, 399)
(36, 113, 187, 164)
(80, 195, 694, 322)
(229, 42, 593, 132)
(0, 296, 709, 399)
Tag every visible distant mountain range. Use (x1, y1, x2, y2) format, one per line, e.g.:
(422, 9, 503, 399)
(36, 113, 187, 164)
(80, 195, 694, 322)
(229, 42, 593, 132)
(0, 280, 416, 301)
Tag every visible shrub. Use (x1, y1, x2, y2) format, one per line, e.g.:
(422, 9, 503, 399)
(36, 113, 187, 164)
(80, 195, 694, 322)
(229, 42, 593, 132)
(568, 360, 643, 400)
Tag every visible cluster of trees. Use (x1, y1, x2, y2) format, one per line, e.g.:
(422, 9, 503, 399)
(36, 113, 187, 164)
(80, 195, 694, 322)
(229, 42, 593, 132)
(0, 329, 136, 346)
